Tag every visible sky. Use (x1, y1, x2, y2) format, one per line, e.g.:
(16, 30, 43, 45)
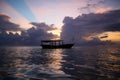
(0, 0, 120, 42)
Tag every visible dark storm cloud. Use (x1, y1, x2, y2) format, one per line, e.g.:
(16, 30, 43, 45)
(100, 35, 108, 39)
(0, 15, 58, 46)
(0, 21, 58, 46)
(105, 23, 120, 31)
(27, 26, 58, 41)
(25, 22, 59, 45)
(61, 9, 120, 43)
(0, 14, 22, 31)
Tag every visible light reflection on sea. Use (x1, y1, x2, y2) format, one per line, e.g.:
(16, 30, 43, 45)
(0, 45, 120, 80)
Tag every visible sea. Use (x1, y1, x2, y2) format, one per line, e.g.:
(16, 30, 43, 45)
(0, 45, 120, 80)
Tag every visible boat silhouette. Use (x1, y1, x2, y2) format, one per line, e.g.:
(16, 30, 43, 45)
(41, 40, 74, 49)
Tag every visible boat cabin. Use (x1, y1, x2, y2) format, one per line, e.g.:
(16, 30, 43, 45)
(41, 40, 63, 46)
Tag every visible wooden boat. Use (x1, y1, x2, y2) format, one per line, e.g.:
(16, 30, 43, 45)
(41, 40, 74, 49)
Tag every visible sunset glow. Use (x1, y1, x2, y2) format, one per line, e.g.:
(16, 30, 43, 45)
(96, 8, 109, 14)
(0, 1, 120, 79)
(101, 32, 120, 42)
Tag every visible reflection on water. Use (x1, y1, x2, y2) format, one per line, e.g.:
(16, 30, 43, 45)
(0, 45, 120, 80)
(0, 47, 72, 80)
(98, 45, 120, 79)
(43, 49, 64, 73)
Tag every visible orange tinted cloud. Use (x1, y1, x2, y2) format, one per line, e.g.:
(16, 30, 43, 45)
(96, 8, 111, 14)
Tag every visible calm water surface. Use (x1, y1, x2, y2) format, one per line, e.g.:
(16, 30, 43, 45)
(0, 45, 120, 80)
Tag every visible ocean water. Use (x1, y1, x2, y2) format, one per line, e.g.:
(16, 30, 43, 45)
(0, 45, 120, 80)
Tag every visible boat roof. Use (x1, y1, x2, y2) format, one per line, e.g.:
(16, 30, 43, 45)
(41, 40, 63, 42)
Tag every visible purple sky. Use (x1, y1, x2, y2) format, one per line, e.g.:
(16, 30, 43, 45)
(0, 0, 119, 29)
(0, 0, 120, 41)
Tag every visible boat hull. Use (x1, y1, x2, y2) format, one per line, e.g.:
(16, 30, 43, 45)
(41, 44, 74, 49)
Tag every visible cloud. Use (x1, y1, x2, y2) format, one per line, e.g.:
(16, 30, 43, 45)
(0, 14, 22, 31)
(96, 8, 109, 14)
(104, 22, 120, 31)
(0, 21, 58, 46)
(100, 35, 108, 39)
(79, 0, 106, 13)
(30, 22, 57, 31)
(25, 22, 59, 44)
(61, 9, 120, 43)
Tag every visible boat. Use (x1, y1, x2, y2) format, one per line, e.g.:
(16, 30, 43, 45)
(41, 40, 74, 49)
